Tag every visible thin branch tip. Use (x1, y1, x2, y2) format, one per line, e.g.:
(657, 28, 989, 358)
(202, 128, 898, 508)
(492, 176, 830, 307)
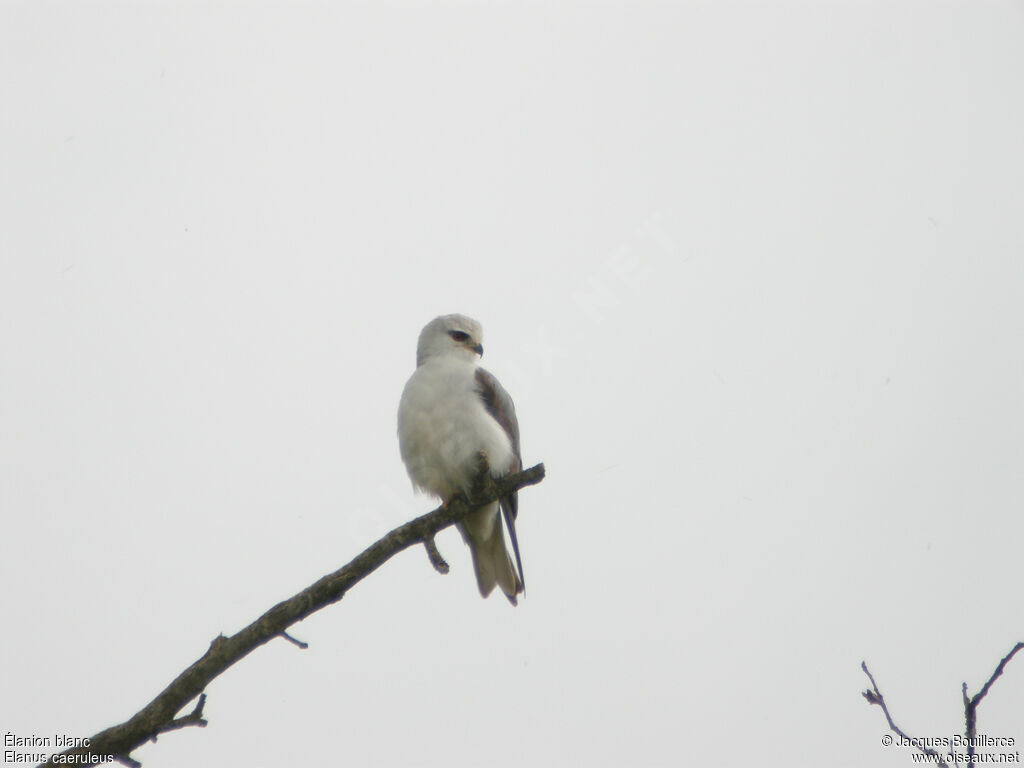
(280, 631, 309, 649)
(860, 660, 950, 767)
(423, 536, 450, 574)
(152, 691, 211, 741)
(971, 641, 1024, 707)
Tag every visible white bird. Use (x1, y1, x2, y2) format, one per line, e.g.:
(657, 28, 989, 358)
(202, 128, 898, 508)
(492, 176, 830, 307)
(397, 314, 525, 605)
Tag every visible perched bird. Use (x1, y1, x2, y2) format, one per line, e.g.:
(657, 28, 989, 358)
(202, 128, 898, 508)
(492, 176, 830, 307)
(397, 314, 525, 605)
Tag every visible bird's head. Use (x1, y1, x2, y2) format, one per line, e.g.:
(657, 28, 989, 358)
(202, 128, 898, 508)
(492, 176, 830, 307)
(416, 314, 484, 366)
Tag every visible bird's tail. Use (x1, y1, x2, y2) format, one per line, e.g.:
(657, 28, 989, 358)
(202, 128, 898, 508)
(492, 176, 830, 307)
(459, 502, 523, 606)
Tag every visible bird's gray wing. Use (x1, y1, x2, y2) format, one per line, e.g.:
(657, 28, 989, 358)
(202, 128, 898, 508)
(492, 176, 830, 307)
(474, 367, 524, 589)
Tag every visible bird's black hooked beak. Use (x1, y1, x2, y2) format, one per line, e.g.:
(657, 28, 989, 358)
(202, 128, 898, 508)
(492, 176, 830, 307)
(472, 343, 484, 357)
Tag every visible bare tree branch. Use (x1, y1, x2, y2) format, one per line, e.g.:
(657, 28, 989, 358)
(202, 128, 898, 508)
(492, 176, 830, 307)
(278, 631, 309, 650)
(863, 642, 1023, 768)
(963, 642, 1024, 768)
(423, 535, 450, 574)
(861, 661, 951, 768)
(152, 692, 208, 737)
(36, 462, 545, 768)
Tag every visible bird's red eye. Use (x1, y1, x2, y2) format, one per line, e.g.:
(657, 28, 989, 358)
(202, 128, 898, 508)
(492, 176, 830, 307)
(449, 331, 470, 343)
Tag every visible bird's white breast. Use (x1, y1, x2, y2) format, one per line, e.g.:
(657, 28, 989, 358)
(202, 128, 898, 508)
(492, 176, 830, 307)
(398, 358, 515, 500)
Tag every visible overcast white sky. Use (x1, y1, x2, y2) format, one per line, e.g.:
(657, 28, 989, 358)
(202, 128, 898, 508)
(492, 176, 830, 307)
(3, 2, 1024, 767)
